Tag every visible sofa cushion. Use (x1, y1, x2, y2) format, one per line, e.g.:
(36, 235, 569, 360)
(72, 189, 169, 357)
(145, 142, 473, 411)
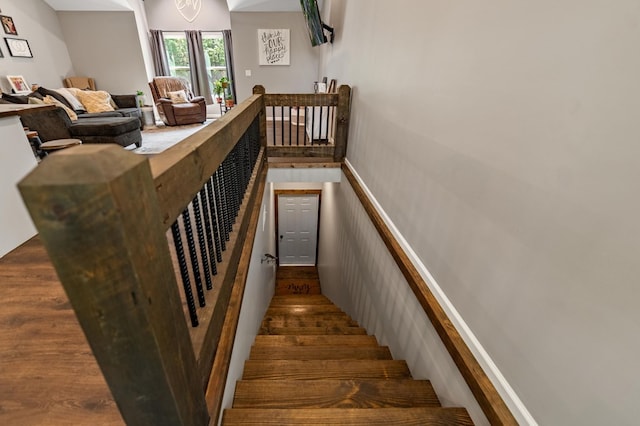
(69, 116, 140, 137)
(75, 90, 115, 113)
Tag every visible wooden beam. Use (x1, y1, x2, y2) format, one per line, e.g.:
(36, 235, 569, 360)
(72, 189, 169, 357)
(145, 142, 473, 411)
(341, 162, 517, 426)
(252, 85, 267, 148)
(333, 85, 352, 161)
(263, 93, 338, 107)
(18, 145, 208, 426)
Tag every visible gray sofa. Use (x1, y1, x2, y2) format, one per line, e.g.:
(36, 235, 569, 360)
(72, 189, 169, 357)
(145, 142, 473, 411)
(19, 106, 142, 148)
(2, 88, 142, 148)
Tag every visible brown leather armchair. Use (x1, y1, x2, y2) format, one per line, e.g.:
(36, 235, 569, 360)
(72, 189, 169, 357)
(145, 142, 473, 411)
(149, 77, 207, 126)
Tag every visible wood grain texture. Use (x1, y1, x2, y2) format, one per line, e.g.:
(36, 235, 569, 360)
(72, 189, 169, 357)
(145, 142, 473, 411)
(342, 162, 516, 425)
(269, 295, 333, 305)
(223, 407, 474, 425)
(232, 379, 440, 409)
(242, 360, 411, 380)
(259, 326, 368, 335)
(253, 335, 379, 347)
(333, 85, 352, 161)
(249, 346, 392, 360)
(263, 93, 339, 108)
(0, 237, 122, 426)
(267, 145, 335, 158)
(18, 145, 208, 426)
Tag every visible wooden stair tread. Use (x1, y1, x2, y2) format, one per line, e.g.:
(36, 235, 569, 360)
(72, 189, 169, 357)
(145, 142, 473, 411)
(269, 295, 332, 305)
(249, 345, 392, 360)
(253, 335, 379, 347)
(232, 379, 440, 408)
(266, 305, 344, 315)
(263, 312, 353, 321)
(242, 360, 411, 380)
(276, 266, 319, 281)
(222, 407, 474, 425)
(259, 326, 368, 335)
(262, 318, 358, 328)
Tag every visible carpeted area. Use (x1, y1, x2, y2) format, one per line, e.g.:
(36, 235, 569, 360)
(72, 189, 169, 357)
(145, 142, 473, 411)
(131, 119, 215, 155)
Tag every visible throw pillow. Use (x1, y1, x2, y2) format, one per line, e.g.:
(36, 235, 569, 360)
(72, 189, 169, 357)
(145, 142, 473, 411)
(54, 88, 86, 112)
(36, 87, 75, 110)
(43, 95, 79, 121)
(168, 90, 188, 104)
(75, 90, 115, 113)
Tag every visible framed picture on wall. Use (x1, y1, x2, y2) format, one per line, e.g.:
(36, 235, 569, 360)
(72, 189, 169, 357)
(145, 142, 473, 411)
(258, 29, 290, 66)
(5, 37, 32, 57)
(1, 15, 17, 35)
(6, 75, 30, 94)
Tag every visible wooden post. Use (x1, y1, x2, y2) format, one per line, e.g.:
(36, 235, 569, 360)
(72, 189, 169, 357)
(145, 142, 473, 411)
(333, 85, 351, 161)
(18, 145, 209, 426)
(253, 85, 267, 148)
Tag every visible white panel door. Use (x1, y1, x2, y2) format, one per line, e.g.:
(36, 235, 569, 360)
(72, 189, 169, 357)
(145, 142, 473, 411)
(277, 194, 319, 265)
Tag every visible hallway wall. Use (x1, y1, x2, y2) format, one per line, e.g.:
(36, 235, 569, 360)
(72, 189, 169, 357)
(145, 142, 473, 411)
(318, 1, 640, 424)
(318, 176, 487, 425)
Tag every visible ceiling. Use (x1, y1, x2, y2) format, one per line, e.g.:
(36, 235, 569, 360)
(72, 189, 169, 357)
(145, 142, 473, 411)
(42, 0, 314, 12)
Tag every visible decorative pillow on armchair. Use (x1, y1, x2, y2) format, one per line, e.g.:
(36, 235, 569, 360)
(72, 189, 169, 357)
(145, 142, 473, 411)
(168, 90, 189, 104)
(75, 90, 115, 113)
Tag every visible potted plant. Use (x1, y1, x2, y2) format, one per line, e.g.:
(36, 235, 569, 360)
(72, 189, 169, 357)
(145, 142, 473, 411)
(225, 94, 234, 108)
(214, 80, 223, 103)
(219, 77, 230, 88)
(136, 90, 145, 107)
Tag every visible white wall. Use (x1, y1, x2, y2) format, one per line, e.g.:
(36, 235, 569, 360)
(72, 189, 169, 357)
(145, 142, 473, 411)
(220, 183, 275, 422)
(0, 1, 74, 92)
(318, 175, 488, 425)
(230, 12, 320, 102)
(57, 11, 149, 95)
(144, 0, 230, 31)
(319, 1, 640, 424)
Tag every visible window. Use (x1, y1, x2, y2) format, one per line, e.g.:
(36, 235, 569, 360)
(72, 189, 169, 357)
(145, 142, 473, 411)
(163, 32, 191, 82)
(163, 31, 229, 98)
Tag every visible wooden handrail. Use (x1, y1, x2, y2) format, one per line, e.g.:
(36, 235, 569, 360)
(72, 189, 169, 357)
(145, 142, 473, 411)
(18, 93, 266, 425)
(342, 162, 518, 426)
(254, 84, 351, 161)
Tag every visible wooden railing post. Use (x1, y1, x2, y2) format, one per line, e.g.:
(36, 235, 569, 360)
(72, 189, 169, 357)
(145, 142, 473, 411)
(334, 84, 352, 161)
(253, 85, 267, 148)
(18, 145, 209, 426)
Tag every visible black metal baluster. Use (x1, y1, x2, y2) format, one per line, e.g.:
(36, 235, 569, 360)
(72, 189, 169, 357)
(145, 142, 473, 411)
(311, 105, 316, 145)
(219, 163, 232, 238)
(207, 176, 227, 256)
(182, 208, 205, 308)
(288, 106, 292, 147)
(303, 106, 308, 146)
(230, 150, 241, 219)
(271, 105, 276, 145)
(206, 179, 223, 264)
(319, 104, 324, 141)
(198, 187, 217, 278)
(171, 221, 198, 327)
(211, 172, 227, 251)
(281, 105, 286, 146)
(192, 194, 212, 292)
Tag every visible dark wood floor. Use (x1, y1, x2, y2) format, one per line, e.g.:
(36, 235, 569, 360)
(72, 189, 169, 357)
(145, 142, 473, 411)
(0, 237, 122, 425)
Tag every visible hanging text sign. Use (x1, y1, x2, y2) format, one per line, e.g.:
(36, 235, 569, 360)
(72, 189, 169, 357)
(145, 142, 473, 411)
(258, 29, 290, 66)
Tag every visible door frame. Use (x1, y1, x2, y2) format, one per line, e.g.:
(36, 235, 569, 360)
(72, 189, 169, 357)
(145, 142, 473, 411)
(274, 189, 322, 266)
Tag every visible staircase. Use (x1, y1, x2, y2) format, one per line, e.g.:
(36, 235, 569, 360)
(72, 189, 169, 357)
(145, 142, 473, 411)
(222, 269, 474, 425)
